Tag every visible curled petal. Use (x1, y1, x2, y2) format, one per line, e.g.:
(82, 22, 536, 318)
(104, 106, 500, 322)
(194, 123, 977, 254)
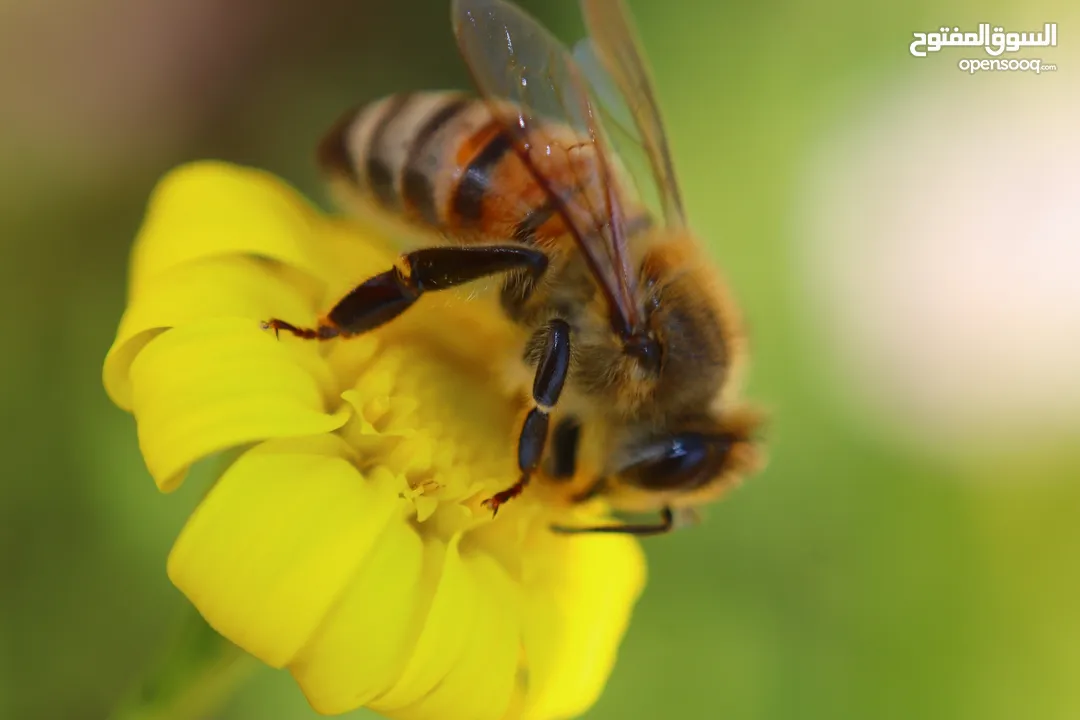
(104, 257, 326, 411)
(387, 551, 521, 720)
(125, 317, 347, 490)
(369, 537, 519, 720)
(167, 437, 404, 668)
(368, 536, 477, 711)
(290, 521, 434, 714)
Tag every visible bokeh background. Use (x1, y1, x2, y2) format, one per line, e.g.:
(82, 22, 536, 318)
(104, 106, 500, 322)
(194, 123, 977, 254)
(2, 0, 1077, 718)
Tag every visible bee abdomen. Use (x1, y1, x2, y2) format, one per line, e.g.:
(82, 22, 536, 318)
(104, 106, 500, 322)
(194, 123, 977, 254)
(319, 91, 521, 235)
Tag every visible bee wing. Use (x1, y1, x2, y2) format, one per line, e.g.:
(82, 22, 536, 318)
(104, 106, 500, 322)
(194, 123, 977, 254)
(451, 0, 645, 338)
(579, 0, 686, 228)
(571, 37, 664, 226)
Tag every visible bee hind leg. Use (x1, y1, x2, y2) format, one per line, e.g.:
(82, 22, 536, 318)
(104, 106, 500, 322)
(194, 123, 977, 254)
(483, 318, 571, 516)
(263, 244, 547, 340)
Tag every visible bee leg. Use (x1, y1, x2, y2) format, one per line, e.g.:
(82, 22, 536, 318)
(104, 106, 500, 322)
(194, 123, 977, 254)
(263, 244, 547, 340)
(549, 506, 676, 536)
(482, 319, 571, 516)
(547, 416, 581, 481)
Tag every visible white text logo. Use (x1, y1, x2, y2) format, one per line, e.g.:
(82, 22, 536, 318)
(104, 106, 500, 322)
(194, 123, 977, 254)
(910, 23, 1057, 57)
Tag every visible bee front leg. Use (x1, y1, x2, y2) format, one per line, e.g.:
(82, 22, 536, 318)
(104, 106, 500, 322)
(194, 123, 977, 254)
(483, 319, 571, 516)
(263, 244, 547, 340)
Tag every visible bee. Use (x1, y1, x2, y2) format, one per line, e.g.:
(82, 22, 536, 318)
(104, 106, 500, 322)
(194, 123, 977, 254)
(264, 0, 764, 535)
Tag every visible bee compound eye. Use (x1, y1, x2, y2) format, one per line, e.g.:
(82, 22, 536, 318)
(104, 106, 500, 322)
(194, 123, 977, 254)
(621, 433, 734, 491)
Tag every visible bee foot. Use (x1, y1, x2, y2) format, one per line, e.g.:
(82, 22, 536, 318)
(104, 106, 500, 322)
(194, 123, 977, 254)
(481, 496, 503, 518)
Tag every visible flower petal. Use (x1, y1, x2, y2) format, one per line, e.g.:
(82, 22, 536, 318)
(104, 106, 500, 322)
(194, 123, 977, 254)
(104, 256, 325, 411)
(129, 162, 328, 301)
(289, 516, 432, 714)
(386, 550, 521, 720)
(126, 317, 347, 490)
(520, 533, 647, 720)
(167, 437, 404, 669)
(367, 536, 474, 712)
(367, 536, 515, 720)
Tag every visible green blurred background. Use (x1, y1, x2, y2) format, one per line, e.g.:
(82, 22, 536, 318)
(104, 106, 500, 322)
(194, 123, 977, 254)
(2, 0, 1077, 718)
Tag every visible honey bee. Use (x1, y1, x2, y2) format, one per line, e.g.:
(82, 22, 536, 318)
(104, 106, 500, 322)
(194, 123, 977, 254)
(264, 0, 763, 535)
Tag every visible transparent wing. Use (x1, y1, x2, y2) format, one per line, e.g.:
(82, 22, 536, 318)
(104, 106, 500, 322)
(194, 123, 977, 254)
(572, 37, 664, 225)
(451, 0, 644, 337)
(580, 0, 686, 227)
(571, 37, 637, 137)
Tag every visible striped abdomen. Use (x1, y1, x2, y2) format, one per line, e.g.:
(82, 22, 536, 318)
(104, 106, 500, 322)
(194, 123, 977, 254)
(318, 91, 623, 247)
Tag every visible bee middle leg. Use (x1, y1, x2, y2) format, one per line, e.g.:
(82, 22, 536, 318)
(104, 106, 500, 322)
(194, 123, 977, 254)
(263, 244, 547, 340)
(547, 416, 581, 481)
(483, 319, 571, 516)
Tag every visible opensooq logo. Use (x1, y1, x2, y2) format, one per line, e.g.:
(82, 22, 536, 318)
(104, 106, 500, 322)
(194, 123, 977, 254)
(909, 23, 1059, 75)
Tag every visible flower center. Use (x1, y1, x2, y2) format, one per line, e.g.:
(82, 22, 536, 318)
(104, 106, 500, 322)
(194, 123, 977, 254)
(322, 304, 566, 574)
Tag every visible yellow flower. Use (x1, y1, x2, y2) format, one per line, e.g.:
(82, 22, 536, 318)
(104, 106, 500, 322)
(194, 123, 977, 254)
(102, 162, 647, 719)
